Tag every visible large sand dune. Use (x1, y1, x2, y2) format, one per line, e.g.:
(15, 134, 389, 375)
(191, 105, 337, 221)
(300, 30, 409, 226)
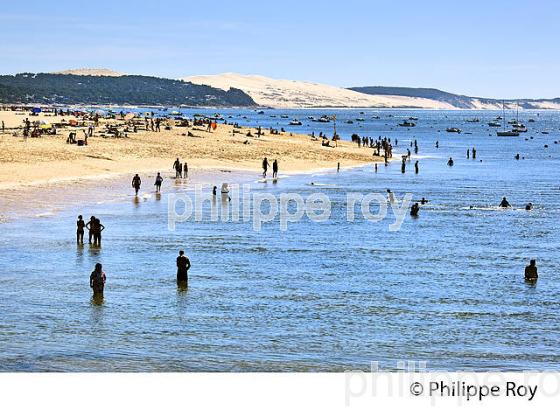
(183, 73, 456, 109)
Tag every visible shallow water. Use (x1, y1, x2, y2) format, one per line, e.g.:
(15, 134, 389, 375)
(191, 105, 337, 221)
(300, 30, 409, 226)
(1, 109, 559, 371)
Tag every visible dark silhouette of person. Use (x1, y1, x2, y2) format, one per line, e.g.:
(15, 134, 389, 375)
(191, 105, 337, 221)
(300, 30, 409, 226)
(525, 259, 538, 281)
(132, 174, 141, 195)
(525, 202, 533, 211)
(410, 203, 420, 217)
(212, 186, 217, 196)
(77, 215, 85, 244)
(272, 159, 278, 178)
(176, 250, 191, 285)
(401, 158, 406, 173)
(415, 161, 419, 174)
(447, 157, 454, 166)
(173, 158, 181, 178)
(93, 218, 105, 246)
(154, 172, 163, 193)
(183, 162, 188, 178)
(499, 197, 511, 208)
(472, 147, 476, 159)
(90, 263, 106, 296)
(262, 157, 269, 178)
(86, 216, 96, 244)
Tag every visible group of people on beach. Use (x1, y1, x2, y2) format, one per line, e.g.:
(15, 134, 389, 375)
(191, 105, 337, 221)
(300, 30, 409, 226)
(173, 158, 189, 179)
(77, 215, 105, 246)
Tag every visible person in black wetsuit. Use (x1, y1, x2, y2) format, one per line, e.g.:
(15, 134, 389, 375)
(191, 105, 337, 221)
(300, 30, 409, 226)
(76, 215, 85, 244)
(176, 250, 191, 285)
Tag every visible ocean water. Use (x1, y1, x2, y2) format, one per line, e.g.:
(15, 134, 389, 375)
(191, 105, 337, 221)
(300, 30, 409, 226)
(1, 109, 559, 371)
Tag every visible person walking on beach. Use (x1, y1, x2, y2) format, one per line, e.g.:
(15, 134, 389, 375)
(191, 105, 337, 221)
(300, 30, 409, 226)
(90, 263, 106, 297)
(132, 174, 142, 195)
(76, 215, 85, 245)
(337, 162, 340, 172)
(262, 157, 269, 178)
(183, 162, 188, 179)
(272, 159, 278, 179)
(176, 250, 191, 286)
(525, 259, 538, 281)
(154, 172, 163, 193)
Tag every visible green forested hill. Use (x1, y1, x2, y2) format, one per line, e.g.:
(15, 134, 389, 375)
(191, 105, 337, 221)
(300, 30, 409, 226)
(0, 73, 256, 106)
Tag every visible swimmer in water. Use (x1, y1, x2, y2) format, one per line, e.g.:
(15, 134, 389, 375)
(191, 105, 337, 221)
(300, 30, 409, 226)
(499, 197, 511, 208)
(89, 263, 106, 297)
(387, 189, 395, 203)
(525, 202, 533, 211)
(524, 259, 538, 281)
(419, 197, 429, 204)
(410, 202, 420, 217)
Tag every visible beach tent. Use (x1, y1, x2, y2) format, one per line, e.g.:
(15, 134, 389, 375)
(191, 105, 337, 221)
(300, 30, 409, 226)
(32, 107, 42, 114)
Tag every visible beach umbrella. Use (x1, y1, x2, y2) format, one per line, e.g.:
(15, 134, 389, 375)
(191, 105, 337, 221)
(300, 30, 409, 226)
(94, 109, 106, 116)
(32, 107, 42, 114)
(124, 113, 135, 121)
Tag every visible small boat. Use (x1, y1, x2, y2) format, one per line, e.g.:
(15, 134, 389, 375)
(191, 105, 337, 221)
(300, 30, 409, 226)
(528, 118, 536, 123)
(280, 115, 289, 119)
(317, 116, 331, 123)
(496, 101, 520, 137)
(497, 130, 520, 137)
(371, 115, 380, 119)
(488, 121, 501, 127)
(345, 120, 354, 124)
(408, 116, 418, 121)
(307, 116, 315, 120)
(355, 118, 365, 122)
(446, 127, 461, 133)
(466, 118, 480, 123)
(257, 110, 265, 115)
(398, 120, 416, 127)
(513, 124, 527, 132)
(289, 119, 302, 125)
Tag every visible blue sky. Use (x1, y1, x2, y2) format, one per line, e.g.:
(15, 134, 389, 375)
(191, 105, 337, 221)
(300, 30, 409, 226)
(1, 0, 558, 98)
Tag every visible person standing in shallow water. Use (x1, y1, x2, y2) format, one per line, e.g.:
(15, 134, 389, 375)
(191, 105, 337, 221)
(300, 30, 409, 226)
(415, 161, 419, 174)
(272, 159, 278, 179)
(176, 250, 191, 286)
(525, 259, 538, 281)
(90, 263, 106, 297)
(262, 157, 269, 178)
(76, 215, 85, 245)
(154, 172, 163, 193)
(86, 216, 96, 244)
(132, 174, 141, 195)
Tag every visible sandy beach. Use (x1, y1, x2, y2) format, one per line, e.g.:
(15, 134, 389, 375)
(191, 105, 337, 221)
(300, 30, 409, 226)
(0, 110, 381, 190)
